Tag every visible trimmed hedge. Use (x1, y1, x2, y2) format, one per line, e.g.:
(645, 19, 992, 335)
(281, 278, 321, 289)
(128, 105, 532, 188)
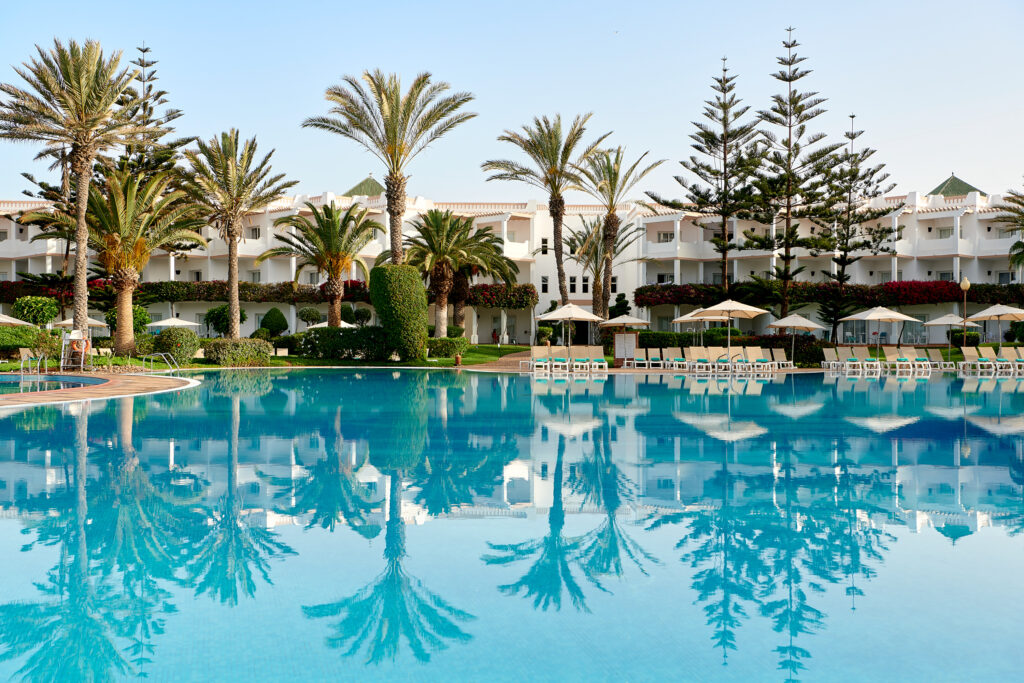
(153, 328, 201, 366)
(426, 324, 465, 338)
(206, 338, 273, 366)
(370, 265, 428, 361)
(427, 337, 470, 358)
(0, 326, 39, 355)
(299, 326, 391, 361)
(12, 296, 58, 326)
(947, 330, 980, 347)
(260, 307, 288, 336)
(274, 333, 304, 352)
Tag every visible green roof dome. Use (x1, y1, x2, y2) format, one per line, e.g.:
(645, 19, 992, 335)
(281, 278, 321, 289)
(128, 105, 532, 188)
(928, 174, 986, 197)
(344, 175, 385, 197)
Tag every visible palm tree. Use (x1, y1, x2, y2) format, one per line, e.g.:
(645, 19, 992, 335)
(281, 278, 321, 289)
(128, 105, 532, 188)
(385, 209, 516, 338)
(996, 186, 1024, 268)
(482, 114, 609, 305)
(0, 39, 147, 334)
(564, 216, 644, 316)
(576, 147, 664, 316)
(303, 70, 476, 264)
(180, 130, 296, 338)
(450, 248, 520, 329)
(25, 171, 206, 354)
(257, 202, 382, 327)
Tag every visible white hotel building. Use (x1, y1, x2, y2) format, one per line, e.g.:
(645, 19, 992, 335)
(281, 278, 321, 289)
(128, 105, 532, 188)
(0, 174, 1018, 344)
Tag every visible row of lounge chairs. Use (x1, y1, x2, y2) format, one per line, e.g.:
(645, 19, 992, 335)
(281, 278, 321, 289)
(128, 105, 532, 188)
(521, 346, 609, 373)
(822, 345, 1024, 376)
(625, 346, 793, 374)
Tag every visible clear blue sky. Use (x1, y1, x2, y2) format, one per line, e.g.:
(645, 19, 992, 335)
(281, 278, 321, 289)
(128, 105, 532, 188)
(1, 0, 1022, 202)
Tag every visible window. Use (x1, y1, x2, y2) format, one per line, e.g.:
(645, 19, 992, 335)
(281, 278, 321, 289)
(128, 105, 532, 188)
(306, 272, 318, 285)
(937, 227, 953, 239)
(249, 270, 261, 283)
(0, 230, 7, 241)
(0, 272, 8, 282)
(656, 478, 674, 490)
(540, 276, 548, 294)
(541, 238, 549, 255)
(569, 276, 577, 294)
(611, 276, 618, 293)
(656, 273, 673, 284)
(248, 227, 261, 240)
(999, 271, 1016, 284)
(191, 270, 202, 282)
(656, 316, 672, 332)
(507, 230, 516, 242)
(255, 313, 265, 329)
(582, 276, 589, 294)
(937, 271, 954, 282)
(657, 231, 674, 243)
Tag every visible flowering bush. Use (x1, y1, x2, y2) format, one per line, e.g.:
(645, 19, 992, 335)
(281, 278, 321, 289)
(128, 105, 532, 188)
(465, 283, 538, 310)
(153, 328, 201, 366)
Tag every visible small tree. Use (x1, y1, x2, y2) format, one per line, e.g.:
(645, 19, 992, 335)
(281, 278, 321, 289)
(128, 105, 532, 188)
(297, 306, 322, 328)
(259, 307, 288, 337)
(105, 304, 151, 335)
(354, 308, 372, 327)
(204, 304, 247, 337)
(12, 296, 58, 326)
(608, 293, 631, 318)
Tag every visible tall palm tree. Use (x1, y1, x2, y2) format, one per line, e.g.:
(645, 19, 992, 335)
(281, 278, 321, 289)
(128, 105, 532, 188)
(564, 216, 644, 315)
(0, 39, 147, 334)
(996, 186, 1024, 268)
(180, 130, 296, 338)
(25, 171, 206, 354)
(385, 209, 516, 337)
(482, 114, 609, 305)
(449, 249, 520, 329)
(576, 147, 664, 317)
(303, 70, 476, 264)
(258, 202, 382, 327)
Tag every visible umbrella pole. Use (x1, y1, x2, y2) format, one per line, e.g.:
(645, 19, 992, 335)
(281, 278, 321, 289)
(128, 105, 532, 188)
(791, 327, 795, 362)
(727, 316, 732, 376)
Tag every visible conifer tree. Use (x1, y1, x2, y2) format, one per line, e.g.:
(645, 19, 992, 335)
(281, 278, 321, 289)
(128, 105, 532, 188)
(743, 28, 843, 317)
(648, 58, 763, 293)
(815, 114, 901, 340)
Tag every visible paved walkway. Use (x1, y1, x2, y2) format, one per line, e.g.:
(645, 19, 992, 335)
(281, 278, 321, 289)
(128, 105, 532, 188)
(0, 373, 194, 408)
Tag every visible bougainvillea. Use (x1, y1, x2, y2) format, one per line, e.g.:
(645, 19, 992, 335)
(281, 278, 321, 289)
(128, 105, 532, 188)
(465, 283, 539, 310)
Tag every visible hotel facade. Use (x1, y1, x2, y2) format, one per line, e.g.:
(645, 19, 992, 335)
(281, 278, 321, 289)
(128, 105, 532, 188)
(0, 174, 1018, 344)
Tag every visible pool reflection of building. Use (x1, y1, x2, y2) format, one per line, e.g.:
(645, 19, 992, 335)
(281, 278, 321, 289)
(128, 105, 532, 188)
(2, 372, 1023, 547)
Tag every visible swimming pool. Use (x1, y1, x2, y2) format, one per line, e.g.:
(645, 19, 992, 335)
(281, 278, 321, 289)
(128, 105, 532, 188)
(0, 373, 104, 395)
(0, 369, 1021, 681)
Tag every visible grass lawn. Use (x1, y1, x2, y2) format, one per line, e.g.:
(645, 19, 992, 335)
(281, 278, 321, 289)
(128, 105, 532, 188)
(0, 345, 528, 373)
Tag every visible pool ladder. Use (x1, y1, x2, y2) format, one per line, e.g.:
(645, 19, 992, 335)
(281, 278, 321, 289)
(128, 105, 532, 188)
(141, 353, 180, 375)
(19, 354, 45, 375)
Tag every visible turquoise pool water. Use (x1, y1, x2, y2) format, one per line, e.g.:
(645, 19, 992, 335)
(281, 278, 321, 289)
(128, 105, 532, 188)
(0, 374, 101, 394)
(0, 369, 1022, 681)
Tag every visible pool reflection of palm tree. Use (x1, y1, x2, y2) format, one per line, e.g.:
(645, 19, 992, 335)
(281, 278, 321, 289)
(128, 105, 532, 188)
(261, 407, 380, 538)
(303, 378, 475, 664)
(0, 408, 129, 681)
(484, 435, 600, 611)
(572, 424, 657, 580)
(189, 394, 294, 606)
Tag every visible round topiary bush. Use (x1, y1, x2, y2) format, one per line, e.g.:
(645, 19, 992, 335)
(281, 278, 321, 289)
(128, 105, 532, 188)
(153, 327, 200, 366)
(298, 306, 322, 328)
(250, 327, 272, 341)
(105, 304, 151, 335)
(369, 265, 428, 361)
(260, 307, 288, 336)
(12, 296, 59, 326)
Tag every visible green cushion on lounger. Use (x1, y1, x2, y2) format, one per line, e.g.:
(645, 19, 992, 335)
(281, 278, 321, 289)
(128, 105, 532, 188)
(554, 357, 567, 362)
(848, 357, 858, 362)
(697, 358, 708, 363)
(897, 357, 909, 362)
(916, 357, 928, 361)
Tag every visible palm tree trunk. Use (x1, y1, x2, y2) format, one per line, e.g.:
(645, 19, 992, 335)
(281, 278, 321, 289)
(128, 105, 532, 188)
(591, 267, 603, 317)
(324, 276, 344, 327)
(550, 194, 569, 305)
(71, 157, 92, 336)
(73, 407, 89, 595)
(435, 288, 450, 338)
(385, 171, 406, 265)
(453, 299, 466, 328)
(601, 212, 620, 318)
(227, 222, 241, 339)
(114, 285, 136, 355)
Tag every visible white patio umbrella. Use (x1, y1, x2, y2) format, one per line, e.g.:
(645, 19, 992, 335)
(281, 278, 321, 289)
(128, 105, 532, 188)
(307, 320, 356, 329)
(924, 314, 979, 354)
(146, 318, 200, 328)
(769, 313, 825, 360)
(966, 415, 1024, 436)
(846, 415, 919, 434)
(968, 304, 1024, 350)
(0, 313, 31, 326)
(673, 307, 729, 346)
(598, 314, 649, 328)
(536, 303, 604, 345)
(840, 306, 921, 352)
(771, 402, 825, 420)
(53, 316, 108, 328)
(693, 300, 769, 369)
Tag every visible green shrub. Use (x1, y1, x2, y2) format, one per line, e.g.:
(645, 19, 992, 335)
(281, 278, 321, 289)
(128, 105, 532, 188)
(206, 338, 273, 366)
(31, 329, 61, 359)
(1009, 321, 1024, 342)
(203, 304, 247, 337)
(0, 326, 40, 355)
(426, 336, 470, 358)
(133, 334, 155, 356)
(536, 326, 553, 344)
(91, 336, 113, 349)
(299, 326, 391, 361)
(703, 327, 742, 344)
(947, 329, 980, 347)
(354, 308, 372, 326)
(105, 304, 151, 335)
(153, 328, 201, 366)
(12, 296, 58, 326)
(274, 332, 305, 352)
(426, 324, 465, 338)
(260, 307, 288, 336)
(250, 327, 272, 341)
(369, 265, 428, 361)
(297, 306, 322, 327)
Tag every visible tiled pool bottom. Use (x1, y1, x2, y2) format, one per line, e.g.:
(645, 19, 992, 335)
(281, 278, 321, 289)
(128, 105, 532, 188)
(0, 369, 1022, 681)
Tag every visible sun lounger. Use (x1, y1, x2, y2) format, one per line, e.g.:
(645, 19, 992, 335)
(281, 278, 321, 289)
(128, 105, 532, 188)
(646, 348, 665, 369)
(745, 346, 776, 373)
(569, 346, 591, 372)
(979, 346, 1013, 376)
(959, 346, 993, 375)
(685, 347, 711, 374)
(707, 346, 730, 373)
(926, 348, 953, 371)
(882, 346, 912, 375)
(836, 346, 862, 373)
(771, 347, 793, 370)
(549, 346, 570, 372)
(901, 346, 931, 373)
(664, 346, 685, 370)
(822, 347, 841, 371)
(523, 345, 551, 371)
(852, 346, 881, 373)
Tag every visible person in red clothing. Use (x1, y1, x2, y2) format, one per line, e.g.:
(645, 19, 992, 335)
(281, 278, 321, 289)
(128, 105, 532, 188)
(492, 328, 499, 345)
